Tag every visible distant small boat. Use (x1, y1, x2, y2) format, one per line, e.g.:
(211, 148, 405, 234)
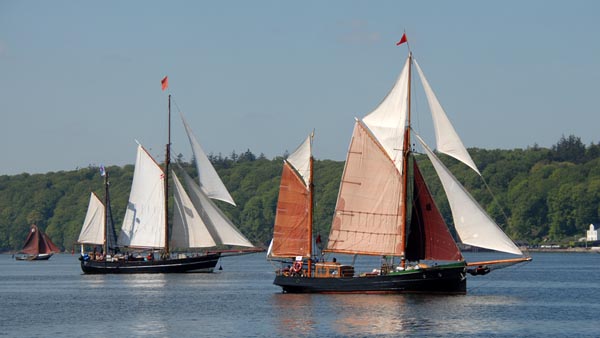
(15, 224, 60, 261)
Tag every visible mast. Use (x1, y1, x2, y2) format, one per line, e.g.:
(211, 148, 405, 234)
(103, 170, 109, 256)
(307, 134, 314, 277)
(164, 94, 171, 255)
(399, 52, 412, 268)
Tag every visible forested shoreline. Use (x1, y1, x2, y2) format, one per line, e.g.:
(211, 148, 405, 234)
(1, 135, 599, 252)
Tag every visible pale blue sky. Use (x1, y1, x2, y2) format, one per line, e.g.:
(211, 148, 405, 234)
(1, 1, 598, 175)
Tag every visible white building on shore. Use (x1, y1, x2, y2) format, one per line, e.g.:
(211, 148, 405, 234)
(586, 224, 597, 241)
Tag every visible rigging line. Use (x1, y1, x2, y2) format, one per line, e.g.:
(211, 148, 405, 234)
(171, 96, 184, 115)
(411, 58, 423, 145)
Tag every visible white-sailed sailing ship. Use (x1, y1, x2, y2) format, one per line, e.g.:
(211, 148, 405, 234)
(79, 93, 258, 273)
(271, 40, 531, 293)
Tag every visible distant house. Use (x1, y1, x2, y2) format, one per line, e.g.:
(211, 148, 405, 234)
(587, 224, 598, 241)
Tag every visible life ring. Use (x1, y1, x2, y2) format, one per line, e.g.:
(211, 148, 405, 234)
(292, 260, 303, 273)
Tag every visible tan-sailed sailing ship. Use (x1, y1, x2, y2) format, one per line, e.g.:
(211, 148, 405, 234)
(270, 37, 531, 293)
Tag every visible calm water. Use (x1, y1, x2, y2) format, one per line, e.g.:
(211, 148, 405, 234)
(1, 252, 599, 337)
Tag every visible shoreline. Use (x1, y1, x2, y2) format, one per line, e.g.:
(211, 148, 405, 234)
(525, 247, 600, 253)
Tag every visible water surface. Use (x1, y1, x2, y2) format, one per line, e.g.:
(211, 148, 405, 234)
(1, 252, 598, 337)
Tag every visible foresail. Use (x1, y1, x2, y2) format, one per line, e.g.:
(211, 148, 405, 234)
(271, 161, 311, 258)
(78, 192, 105, 245)
(41, 232, 60, 254)
(181, 113, 236, 206)
(326, 121, 404, 256)
(406, 161, 463, 262)
(171, 172, 217, 248)
(286, 135, 312, 187)
(414, 59, 480, 175)
(362, 57, 410, 174)
(416, 135, 523, 255)
(181, 170, 254, 247)
(117, 144, 166, 249)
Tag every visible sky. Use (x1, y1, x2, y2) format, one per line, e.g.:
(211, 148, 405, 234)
(1, 1, 599, 175)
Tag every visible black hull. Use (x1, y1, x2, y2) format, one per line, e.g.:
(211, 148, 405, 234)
(80, 253, 221, 274)
(274, 265, 467, 294)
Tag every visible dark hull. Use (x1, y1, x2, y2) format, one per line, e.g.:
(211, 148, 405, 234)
(274, 265, 467, 294)
(80, 253, 221, 274)
(15, 253, 53, 261)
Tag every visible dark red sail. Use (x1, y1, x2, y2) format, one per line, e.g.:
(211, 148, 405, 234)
(405, 161, 463, 262)
(21, 224, 59, 255)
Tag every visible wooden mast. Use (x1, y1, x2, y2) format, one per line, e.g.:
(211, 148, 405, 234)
(164, 94, 171, 255)
(399, 52, 412, 268)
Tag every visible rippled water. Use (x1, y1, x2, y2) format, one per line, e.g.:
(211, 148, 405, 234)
(1, 252, 598, 337)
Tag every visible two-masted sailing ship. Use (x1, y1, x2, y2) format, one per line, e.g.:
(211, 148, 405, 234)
(15, 224, 60, 261)
(78, 92, 258, 274)
(269, 41, 531, 293)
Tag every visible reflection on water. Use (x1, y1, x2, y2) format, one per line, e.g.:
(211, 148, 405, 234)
(332, 295, 411, 336)
(273, 294, 317, 336)
(272, 292, 531, 337)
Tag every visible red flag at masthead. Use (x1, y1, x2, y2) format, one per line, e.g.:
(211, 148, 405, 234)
(396, 33, 408, 46)
(161, 76, 168, 91)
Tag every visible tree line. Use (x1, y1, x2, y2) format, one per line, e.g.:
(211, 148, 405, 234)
(1, 134, 599, 252)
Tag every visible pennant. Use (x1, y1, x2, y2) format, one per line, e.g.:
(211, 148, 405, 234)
(161, 76, 168, 91)
(396, 33, 408, 46)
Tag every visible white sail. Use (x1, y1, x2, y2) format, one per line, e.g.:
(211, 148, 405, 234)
(416, 135, 522, 255)
(286, 134, 312, 187)
(117, 144, 166, 248)
(414, 59, 480, 175)
(266, 238, 273, 258)
(182, 170, 254, 247)
(78, 192, 104, 245)
(181, 114, 236, 206)
(171, 172, 217, 248)
(362, 57, 410, 173)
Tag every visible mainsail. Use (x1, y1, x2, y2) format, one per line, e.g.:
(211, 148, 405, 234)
(271, 135, 312, 258)
(326, 121, 404, 256)
(118, 145, 166, 249)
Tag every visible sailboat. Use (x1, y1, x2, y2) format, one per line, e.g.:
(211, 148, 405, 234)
(270, 43, 531, 294)
(77, 168, 120, 263)
(78, 93, 258, 274)
(15, 224, 60, 261)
